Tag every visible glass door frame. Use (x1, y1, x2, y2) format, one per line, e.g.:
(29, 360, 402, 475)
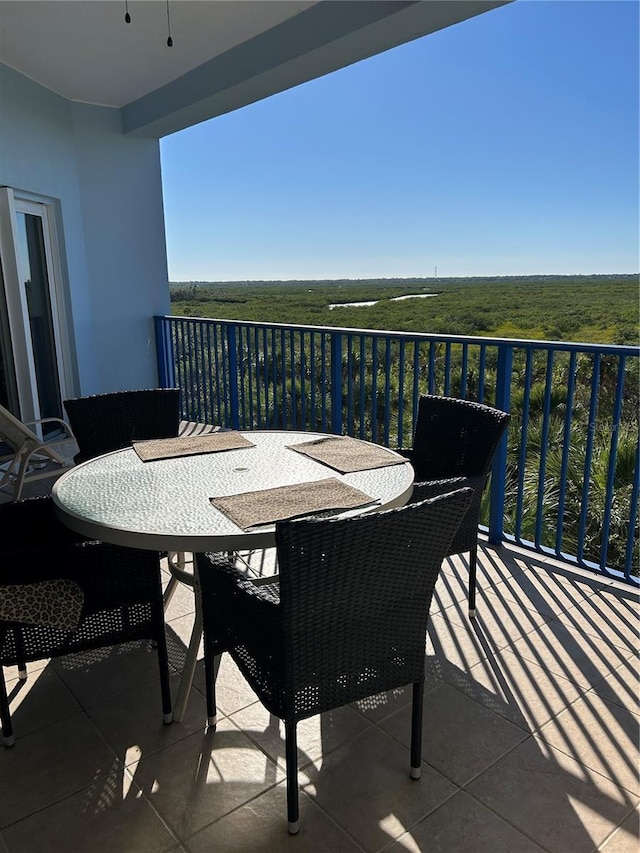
(0, 187, 72, 429)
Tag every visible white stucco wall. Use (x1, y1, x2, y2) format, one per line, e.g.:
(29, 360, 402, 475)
(0, 64, 170, 395)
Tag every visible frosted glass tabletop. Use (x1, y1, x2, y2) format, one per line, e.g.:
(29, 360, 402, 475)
(52, 430, 414, 552)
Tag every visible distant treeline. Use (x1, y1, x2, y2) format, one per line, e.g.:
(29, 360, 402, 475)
(169, 274, 639, 345)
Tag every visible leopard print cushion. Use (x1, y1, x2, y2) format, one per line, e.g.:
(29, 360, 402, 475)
(0, 580, 84, 631)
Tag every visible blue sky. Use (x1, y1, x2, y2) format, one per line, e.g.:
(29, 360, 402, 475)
(160, 0, 639, 282)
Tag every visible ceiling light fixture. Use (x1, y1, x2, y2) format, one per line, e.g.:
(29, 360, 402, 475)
(122, 2, 174, 46)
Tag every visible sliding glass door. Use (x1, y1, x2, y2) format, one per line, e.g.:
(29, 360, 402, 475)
(0, 189, 69, 432)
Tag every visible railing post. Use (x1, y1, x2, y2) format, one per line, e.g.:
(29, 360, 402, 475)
(330, 332, 343, 435)
(489, 343, 513, 545)
(226, 324, 240, 430)
(154, 316, 176, 389)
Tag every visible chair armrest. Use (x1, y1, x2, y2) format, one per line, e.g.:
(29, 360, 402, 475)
(25, 417, 76, 440)
(410, 475, 486, 503)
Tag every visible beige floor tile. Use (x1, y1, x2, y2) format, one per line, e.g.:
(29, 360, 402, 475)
(302, 726, 458, 852)
(425, 613, 495, 686)
(164, 580, 197, 622)
(229, 702, 370, 775)
(507, 619, 634, 691)
(429, 569, 471, 615)
(448, 586, 552, 653)
(599, 806, 640, 852)
(186, 784, 361, 852)
(587, 658, 640, 717)
(538, 694, 640, 796)
(380, 682, 528, 787)
(52, 641, 167, 709)
(2, 658, 49, 683)
(467, 736, 638, 852)
(87, 673, 207, 765)
(0, 714, 119, 828)
(459, 647, 585, 732)
(556, 587, 639, 655)
(1, 773, 178, 853)
(190, 654, 259, 717)
(496, 561, 609, 619)
(389, 790, 546, 852)
(130, 720, 283, 839)
(2, 666, 83, 741)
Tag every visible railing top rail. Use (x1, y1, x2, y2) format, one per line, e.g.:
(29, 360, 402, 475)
(157, 315, 639, 357)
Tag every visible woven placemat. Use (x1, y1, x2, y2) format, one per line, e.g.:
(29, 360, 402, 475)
(133, 431, 254, 462)
(287, 435, 405, 474)
(210, 477, 376, 530)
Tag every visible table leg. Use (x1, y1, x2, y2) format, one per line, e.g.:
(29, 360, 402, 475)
(172, 583, 203, 723)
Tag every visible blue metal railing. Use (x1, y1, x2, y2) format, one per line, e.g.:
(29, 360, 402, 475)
(155, 315, 639, 585)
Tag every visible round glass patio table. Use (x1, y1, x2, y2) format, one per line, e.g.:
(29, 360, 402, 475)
(51, 430, 414, 551)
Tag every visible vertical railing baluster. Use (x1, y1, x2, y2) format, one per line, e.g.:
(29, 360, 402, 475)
(478, 344, 487, 403)
(321, 334, 327, 432)
(346, 335, 354, 436)
(535, 350, 555, 548)
(443, 343, 452, 396)
(371, 337, 379, 443)
(460, 343, 468, 399)
(600, 357, 626, 570)
(397, 339, 406, 449)
(489, 342, 513, 545)
(624, 445, 639, 580)
(359, 337, 366, 439)
(383, 338, 392, 446)
(330, 332, 343, 435)
(578, 353, 601, 564)
(227, 324, 240, 429)
(515, 348, 533, 542)
(556, 351, 577, 557)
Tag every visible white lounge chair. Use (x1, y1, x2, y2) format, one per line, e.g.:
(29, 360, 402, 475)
(0, 403, 77, 499)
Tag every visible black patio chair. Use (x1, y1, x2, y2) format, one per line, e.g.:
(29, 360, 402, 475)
(63, 387, 186, 606)
(196, 487, 473, 834)
(0, 496, 172, 746)
(400, 394, 510, 618)
(63, 387, 181, 465)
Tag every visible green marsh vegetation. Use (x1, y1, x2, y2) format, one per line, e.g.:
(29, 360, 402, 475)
(170, 274, 639, 573)
(170, 274, 639, 345)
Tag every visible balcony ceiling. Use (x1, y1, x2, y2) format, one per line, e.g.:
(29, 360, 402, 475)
(0, 0, 511, 137)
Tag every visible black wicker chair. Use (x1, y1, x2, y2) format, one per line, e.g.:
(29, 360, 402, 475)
(0, 496, 172, 746)
(63, 387, 186, 607)
(400, 395, 510, 618)
(63, 387, 181, 465)
(197, 487, 473, 834)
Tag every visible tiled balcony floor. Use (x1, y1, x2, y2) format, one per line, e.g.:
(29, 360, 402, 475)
(1, 486, 638, 851)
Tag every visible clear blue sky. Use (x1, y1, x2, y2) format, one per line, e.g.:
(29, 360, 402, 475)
(160, 0, 639, 282)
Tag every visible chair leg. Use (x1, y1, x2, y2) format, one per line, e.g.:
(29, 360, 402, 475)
(0, 670, 14, 747)
(468, 545, 478, 618)
(203, 632, 218, 728)
(410, 681, 424, 779)
(157, 621, 173, 726)
(285, 720, 299, 834)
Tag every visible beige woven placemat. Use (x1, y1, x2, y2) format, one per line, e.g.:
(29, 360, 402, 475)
(133, 431, 254, 462)
(210, 477, 376, 530)
(287, 435, 405, 474)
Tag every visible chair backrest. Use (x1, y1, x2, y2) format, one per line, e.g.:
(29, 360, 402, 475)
(63, 388, 180, 463)
(274, 487, 473, 719)
(0, 403, 39, 452)
(410, 395, 510, 481)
